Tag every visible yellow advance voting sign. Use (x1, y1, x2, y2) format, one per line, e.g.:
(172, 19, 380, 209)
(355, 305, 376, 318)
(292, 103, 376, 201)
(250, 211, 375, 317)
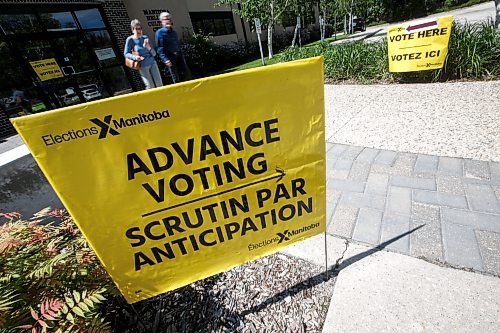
(387, 15, 452, 72)
(12, 57, 326, 303)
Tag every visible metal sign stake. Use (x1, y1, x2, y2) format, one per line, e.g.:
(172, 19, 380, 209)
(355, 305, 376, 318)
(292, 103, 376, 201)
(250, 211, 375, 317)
(324, 231, 328, 281)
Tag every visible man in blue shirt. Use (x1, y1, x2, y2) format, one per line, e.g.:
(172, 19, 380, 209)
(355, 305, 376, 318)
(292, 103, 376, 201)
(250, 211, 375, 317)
(155, 12, 192, 83)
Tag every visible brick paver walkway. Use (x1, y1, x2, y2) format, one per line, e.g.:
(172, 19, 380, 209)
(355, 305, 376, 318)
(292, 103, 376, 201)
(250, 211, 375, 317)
(326, 142, 500, 276)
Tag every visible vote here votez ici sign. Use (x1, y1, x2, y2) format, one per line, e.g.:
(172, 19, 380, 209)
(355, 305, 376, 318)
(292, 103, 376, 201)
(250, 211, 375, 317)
(388, 16, 452, 72)
(12, 57, 326, 303)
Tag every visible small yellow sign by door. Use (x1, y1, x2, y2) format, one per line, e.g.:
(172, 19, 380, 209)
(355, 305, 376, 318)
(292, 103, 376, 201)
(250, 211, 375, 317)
(388, 16, 453, 72)
(12, 57, 326, 303)
(29, 58, 64, 81)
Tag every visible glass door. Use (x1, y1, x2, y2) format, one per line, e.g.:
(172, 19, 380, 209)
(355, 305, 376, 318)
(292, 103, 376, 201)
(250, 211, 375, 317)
(0, 5, 133, 119)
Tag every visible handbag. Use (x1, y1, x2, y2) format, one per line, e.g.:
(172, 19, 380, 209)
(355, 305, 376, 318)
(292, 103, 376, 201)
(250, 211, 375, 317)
(125, 38, 141, 70)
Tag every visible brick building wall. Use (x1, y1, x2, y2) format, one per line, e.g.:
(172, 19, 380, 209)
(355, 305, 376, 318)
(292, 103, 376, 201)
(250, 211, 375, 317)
(0, 109, 16, 138)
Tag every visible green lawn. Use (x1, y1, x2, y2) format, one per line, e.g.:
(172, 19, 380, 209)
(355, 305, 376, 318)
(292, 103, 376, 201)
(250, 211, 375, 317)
(227, 33, 351, 72)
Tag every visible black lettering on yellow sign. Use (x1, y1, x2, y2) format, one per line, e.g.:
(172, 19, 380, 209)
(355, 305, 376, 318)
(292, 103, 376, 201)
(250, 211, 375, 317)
(425, 50, 441, 58)
(389, 33, 415, 42)
(389, 27, 448, 43)
(126, 177, 313, 271)
(391, 53, 421, 61)
(417, 28, 448, 38)
(391, 50, 441, 62)
(126, 118, 281, 203)
(40, 70, 56, 76)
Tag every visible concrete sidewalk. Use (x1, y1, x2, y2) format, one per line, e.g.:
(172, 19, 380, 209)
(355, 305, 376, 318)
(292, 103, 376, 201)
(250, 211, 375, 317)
(312, 81, 499, 332)
(283, 233, 500, 332)
(325, 82, 500, 162)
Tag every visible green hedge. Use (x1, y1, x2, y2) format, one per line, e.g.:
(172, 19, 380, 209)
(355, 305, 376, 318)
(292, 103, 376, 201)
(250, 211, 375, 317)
(278, 22, 500, 83)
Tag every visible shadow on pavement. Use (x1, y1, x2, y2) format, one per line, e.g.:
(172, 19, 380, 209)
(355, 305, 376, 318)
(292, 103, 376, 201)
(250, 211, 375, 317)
(359, 28, 385, 40)
(241, 224, 425, 316)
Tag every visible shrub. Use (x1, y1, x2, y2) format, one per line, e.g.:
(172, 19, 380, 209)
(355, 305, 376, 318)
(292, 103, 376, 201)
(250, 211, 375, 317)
(439, 21, 500, 80)
(272, 29, 313, 51)
(279, 41, 391, 83)
(0, 209, 114, 332)
(182, 33, 260, 76)
(0, 210, 230, 333)
(181, 30, 318, 76)
(181, 33, 220, 76)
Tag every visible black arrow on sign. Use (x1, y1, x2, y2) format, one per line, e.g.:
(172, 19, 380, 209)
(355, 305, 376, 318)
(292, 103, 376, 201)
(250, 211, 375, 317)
(142, 167, 286, 218)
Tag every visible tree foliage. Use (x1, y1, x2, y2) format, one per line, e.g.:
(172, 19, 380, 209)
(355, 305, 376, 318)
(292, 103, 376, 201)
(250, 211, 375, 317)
(217, 0, 298, 58)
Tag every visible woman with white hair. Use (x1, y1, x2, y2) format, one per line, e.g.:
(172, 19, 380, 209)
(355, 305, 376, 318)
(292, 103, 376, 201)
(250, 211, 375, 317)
(124, 19, 163, 89)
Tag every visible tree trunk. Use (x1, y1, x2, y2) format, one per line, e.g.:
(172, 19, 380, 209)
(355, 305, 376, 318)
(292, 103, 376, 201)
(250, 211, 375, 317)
(268, 0, 274, 59)
(298, 16, 302, 47)
(496, 0, 500, 29)
(292, 23, 298, 47)
(319, 15, 324, 42)
(334, 16, 337, 40)
(322, 9, 326, 41)
(348, 12, 351, 34)
(349, 0, 354, 34)
(267, 25, 274, 59)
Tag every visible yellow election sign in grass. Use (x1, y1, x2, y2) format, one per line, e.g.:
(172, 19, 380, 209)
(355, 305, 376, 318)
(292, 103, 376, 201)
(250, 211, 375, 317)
(12, 57, 326, 303)
(388, 15, 453, 72)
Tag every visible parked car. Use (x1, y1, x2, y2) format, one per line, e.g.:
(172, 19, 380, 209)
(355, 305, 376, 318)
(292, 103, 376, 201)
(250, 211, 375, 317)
(352, 16, 366, 32)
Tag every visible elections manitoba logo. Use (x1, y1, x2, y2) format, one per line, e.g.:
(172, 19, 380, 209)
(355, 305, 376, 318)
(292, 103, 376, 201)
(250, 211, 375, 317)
(41, 110, 170, 146)
(247, 222, 320, 251)
(277, 222, 320, 243)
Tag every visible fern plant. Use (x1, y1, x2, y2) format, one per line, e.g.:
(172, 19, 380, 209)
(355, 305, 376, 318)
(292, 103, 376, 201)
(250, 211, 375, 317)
(0, 209, 115, 332)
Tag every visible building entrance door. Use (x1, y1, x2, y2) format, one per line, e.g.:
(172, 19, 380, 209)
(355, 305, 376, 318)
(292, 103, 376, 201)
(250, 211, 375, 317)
(13, 32, 111, 109)
(0, 6, 132, 123)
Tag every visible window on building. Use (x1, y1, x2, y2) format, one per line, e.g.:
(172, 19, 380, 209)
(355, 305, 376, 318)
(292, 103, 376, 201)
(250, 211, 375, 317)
(0, 13, 42, 34)
(0, 39, 42, 117)
(39, 11, 77, 31)
(54, 36, 94, 73)
(85, 30, 119, 67)
(75, 8, 105, 29)
(189, 12, 236, 36)
(16, 39, 56, 62)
